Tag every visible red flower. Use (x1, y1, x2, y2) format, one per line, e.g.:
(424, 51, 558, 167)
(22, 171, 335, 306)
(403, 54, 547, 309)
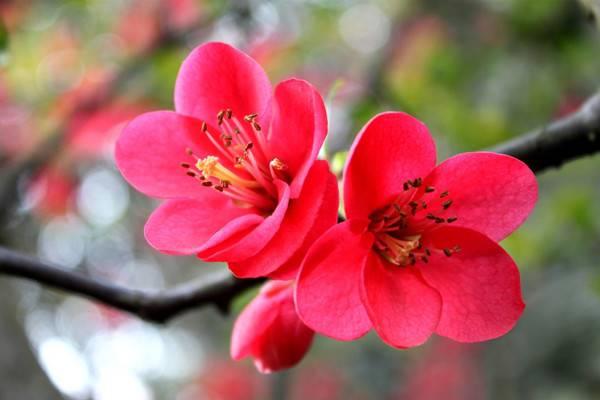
(116, 42, 337, 278)
(231, 280, 314, 373)
(295, 112, 537, 347)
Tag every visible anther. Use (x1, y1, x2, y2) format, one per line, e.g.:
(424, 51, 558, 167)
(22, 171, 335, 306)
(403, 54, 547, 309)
(270, 158, 290, 181)
(217, 110, 225, 125)
(221, 135, 233, 147)
(214, 185, 224, 192)
(245, 142, 254, 151)
(425, 248, 431, 256)
(221, 180, 230, 189)
(409, 253, 416, 265)
(440, 191, 449, 198)
(447, 217, 458, 223)
(435, 217, 445, 224)
(412, 178, 422, 187)
(185, 147, 194, 156)
(443, 248, 452, 257)
(226, 109, 233, 119)
(202, 181, 213, 187)
(252, 121, 262, 131)
(421, 256, 429, 263)
(403, 182, 410, 191)
(421, 201, 427, 209)
(270, 158, 288, 171)
(186, 171, 196, 177)
(409, 201, 419, 209)
(201, 121, 208, 132)
(180, 162, 191, 168)
(442, 200, 453, 210)
(244, 113, 258, 122)
(425, 186, 435, 193)
(426, 213, 437, 220)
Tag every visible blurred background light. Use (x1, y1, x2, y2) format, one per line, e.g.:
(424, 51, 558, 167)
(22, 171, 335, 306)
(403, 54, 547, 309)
(339, 3, 391, 54)
(77, 167, 130, 227)
(38, 215, 88, 269)
(38, 337, 92, 400)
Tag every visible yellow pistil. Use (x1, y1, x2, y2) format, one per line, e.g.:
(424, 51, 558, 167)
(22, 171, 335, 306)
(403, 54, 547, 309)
(196, 156, 260, 189)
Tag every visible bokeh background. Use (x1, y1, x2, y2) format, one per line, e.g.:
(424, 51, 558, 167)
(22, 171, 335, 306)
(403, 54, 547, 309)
(1, 0, 600, 399)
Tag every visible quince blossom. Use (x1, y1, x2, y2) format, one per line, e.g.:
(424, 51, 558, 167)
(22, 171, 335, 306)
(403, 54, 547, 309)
(231, 281, 314, 373)
(296, 112, 537, 348)
(116, 42, 338, 278)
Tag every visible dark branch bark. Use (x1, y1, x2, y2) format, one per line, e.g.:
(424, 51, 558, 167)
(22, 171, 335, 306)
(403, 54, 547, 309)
(492, 93, 600, 172)
(0, 246, 264, 323)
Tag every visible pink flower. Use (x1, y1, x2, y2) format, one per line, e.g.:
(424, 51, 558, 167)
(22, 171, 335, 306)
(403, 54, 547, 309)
(296, 112, 537, 348)
(231, 280, 314, 373)
(116, 42, 337, 278)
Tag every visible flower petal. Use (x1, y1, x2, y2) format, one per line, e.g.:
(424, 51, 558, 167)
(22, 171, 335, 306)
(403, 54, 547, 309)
(344, 112, 436, 220)
(231, 281, 314, 374)
(295, 221, 373, 340)
(362, 254, 442, 348)
(144, 195, 261, 255)
(174, 42, 272, 125)
(231, 281, 284, 361)
(201, 181, 291, 263)
(420, 226, 525, 342)
(423, 152, 537, 241)
(115, 111, 231, 199)
(229, 161, 338, 278)
(265, 79, 327, 198)
(268, 163, 339, 280)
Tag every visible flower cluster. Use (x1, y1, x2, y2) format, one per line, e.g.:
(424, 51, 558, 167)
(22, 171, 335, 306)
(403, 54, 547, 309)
(116, 42, 537, 373)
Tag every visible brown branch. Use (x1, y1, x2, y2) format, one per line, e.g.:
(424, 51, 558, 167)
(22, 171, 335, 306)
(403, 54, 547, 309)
(492, 93, 600, 172)
(0, 246, 264, 323)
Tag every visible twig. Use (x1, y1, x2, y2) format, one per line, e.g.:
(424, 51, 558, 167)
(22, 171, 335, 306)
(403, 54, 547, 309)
(492, 93, 600, 171)
(0, 246, 264, 323)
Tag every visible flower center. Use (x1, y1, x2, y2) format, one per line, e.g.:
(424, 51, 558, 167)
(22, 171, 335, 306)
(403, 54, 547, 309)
(180, 109, 288, 212)
(369, 177, 460, 266)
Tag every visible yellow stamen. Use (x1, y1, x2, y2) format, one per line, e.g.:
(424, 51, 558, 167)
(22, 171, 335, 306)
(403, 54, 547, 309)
(196, 156, 260, 189)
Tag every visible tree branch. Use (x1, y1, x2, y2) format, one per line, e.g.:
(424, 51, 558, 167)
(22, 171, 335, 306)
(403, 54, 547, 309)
(0, 246, 264, 323)
(492, 93, 600, 172)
